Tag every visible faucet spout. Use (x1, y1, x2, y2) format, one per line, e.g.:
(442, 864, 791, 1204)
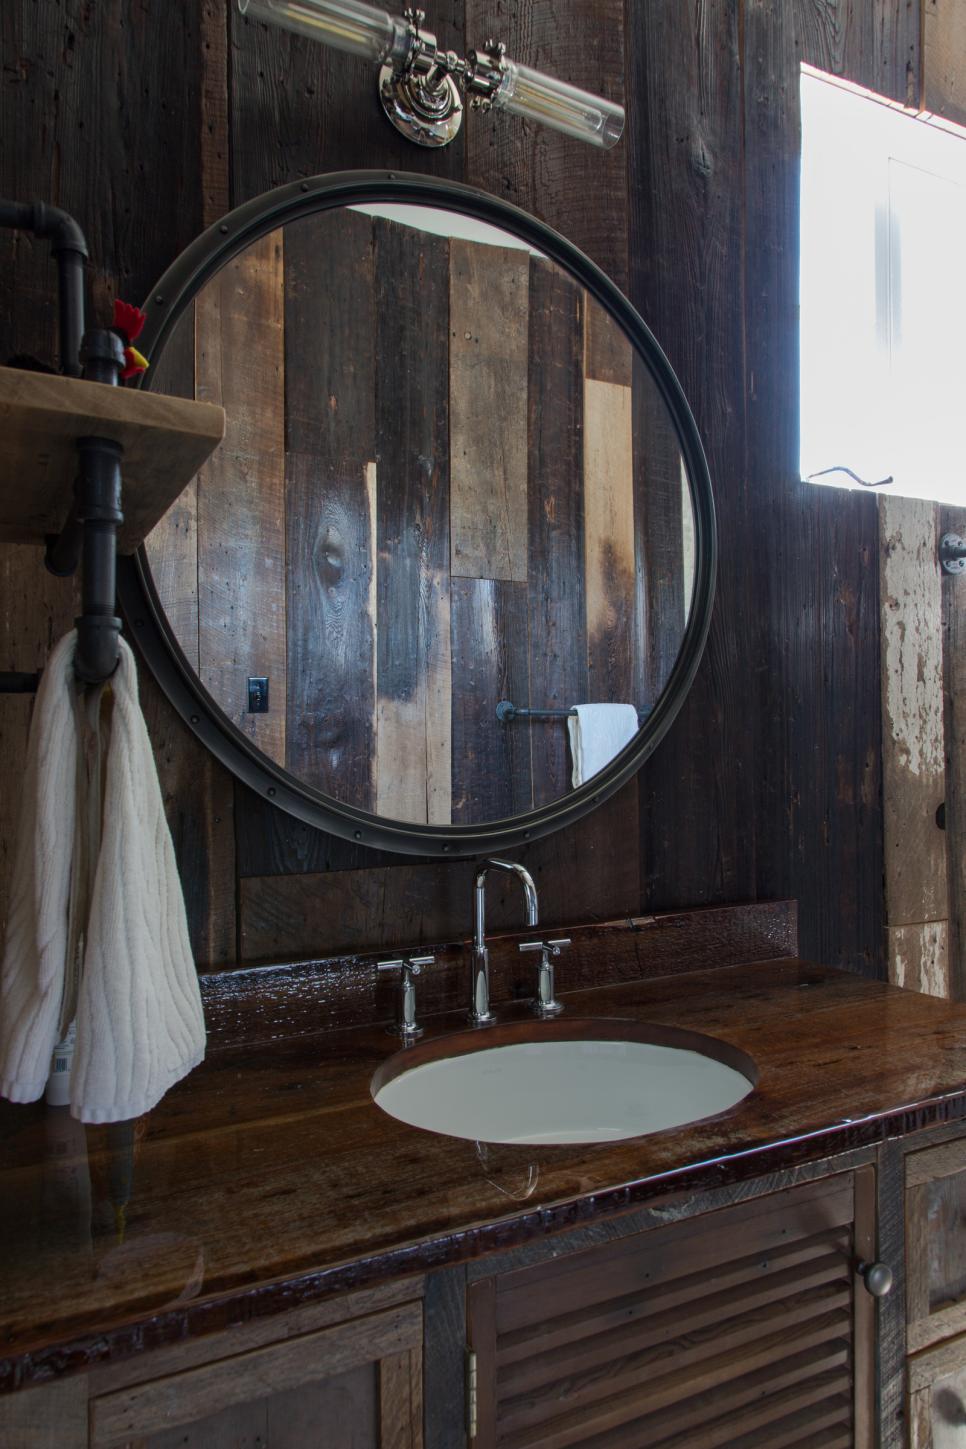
(470, 859, 539, 1026)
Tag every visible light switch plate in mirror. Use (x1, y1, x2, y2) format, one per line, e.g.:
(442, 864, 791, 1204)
(117, 171, 715, 858)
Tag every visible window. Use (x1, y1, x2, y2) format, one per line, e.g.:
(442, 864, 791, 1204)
(800, 67, 966, 505)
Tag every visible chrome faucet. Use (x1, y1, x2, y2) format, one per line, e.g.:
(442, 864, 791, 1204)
(470, 859, 538, 1025)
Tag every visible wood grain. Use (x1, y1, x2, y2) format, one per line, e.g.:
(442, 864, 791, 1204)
(423, 1267, 467, 1449)
(742, 0, 885, 976)
(90, 1302, 422, 1445)
(5, 958, 966, 1393)
(449, 240, 529, 583)
(526, 258, 586, 808)
(634, 352, 688, 711)
(887, 921, 949, 998)
(0, 366, 224, 552)
(0, 1374, 88, 1449)
(583, 377, 635, 708)
(471, 1172, 860, 1447)
(627, 0, 758, 921)
(463, 0, 628, 288)
(219, 900, 798, 1038)
(196, 229, 287, 767)
(879, 497, 948, 932)
(450, 578, 532, 823)
(942, 505, 966, 1000)
(922, 0, 966, 125)
(373, 219, 451, 825)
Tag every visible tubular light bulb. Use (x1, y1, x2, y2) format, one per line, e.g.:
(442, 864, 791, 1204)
(493, 61, 625, 150)
(238, 0, 410, 67)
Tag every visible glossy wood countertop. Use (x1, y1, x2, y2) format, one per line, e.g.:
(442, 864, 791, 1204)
(4, 957, 966, 1389)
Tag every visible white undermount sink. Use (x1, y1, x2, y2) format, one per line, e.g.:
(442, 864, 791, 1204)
(371, 1020, 756, 1146)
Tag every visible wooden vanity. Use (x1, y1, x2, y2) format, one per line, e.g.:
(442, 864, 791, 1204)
(3, 902, 966, 1448)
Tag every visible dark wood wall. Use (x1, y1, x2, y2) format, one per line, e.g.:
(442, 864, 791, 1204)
(0, 0, 909, 973)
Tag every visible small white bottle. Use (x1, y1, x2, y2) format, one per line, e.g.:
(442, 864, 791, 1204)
(46, 1021, 76, 1107)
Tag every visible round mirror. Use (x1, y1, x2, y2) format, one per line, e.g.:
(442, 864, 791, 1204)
(120, 172, 714, 856)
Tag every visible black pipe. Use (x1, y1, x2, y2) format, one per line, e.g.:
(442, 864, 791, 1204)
(44, 499, 83, 577)
(73, 436, 123, 685)
(0, 672, 42, 694)
(0, 199, 88, 375)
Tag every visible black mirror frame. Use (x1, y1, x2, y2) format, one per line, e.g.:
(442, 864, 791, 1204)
(119, 170, 716, 859)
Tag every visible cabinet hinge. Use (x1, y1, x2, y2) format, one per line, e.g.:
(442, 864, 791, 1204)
(466, 1347, 478, 1440)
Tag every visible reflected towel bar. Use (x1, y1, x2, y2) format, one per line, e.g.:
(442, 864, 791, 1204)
(496, 699, 646, 725)
(496, 700, 575, 722)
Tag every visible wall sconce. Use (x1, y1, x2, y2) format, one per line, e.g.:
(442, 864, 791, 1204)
(237, 0, 625, 150)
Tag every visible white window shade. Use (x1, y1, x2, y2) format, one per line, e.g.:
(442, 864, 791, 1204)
(800, 69, 966, 506)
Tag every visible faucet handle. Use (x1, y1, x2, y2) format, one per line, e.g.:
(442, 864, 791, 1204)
(518, 939, 569, 1017)
(519, 938, 571, 956)
(408, 954, 436, 971)
(377, 953, 435, 976)
(377, 954, 435, 1039)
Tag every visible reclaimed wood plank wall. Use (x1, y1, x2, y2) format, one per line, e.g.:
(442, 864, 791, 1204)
(146, 218, 668, 827)
(0, 0, 916, 975)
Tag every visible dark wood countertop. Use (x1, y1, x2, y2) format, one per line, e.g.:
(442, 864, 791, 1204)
(3, 956, 966, 1390)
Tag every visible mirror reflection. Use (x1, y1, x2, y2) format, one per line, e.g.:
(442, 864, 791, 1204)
(145, 203, 695, 827)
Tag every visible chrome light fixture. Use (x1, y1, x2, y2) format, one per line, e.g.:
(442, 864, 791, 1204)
(237, 0, 624, 150)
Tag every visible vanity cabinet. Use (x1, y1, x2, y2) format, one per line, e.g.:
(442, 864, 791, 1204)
(466, 1170, 876, 1448)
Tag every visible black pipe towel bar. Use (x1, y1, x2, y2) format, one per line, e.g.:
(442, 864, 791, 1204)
(496, 699, 647, 725)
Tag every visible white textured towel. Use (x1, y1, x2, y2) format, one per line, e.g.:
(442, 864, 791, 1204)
(567, 703, 640, 788)
(0, 631, 205, 1122)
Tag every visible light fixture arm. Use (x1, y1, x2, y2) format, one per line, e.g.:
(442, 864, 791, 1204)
(238, 0, 624, 150)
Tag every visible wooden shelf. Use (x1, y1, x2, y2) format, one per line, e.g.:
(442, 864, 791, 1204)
(0, 365, 225, 554)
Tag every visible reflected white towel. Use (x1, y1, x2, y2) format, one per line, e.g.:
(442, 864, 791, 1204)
(567, 703, 639, 788)
(0, 631, 205, 1122)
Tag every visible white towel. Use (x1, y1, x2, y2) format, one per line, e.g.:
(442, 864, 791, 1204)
(567, 703, 640, 788)
(0, 631, 205, 1122)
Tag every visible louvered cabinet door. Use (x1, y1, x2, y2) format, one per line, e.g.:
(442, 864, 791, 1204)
(467, 1169, 876, 1448)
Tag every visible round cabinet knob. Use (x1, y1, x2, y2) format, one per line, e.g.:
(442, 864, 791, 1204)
(858, 1260, 894, 1298)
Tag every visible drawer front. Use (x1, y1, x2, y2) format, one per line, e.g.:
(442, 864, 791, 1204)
(906, 1139, 966, 1353)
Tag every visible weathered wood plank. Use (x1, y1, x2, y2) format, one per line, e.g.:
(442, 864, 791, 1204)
(90, 1302, 422, 1445)
(887, 921, 949, 998)
(526, 258, 586, 808)
(196, 229, 287, 768)
(449, 239, 529, 583)
(583, 376, 635, 710)
(451, 578, 532, 823)
(0, 1373, 88, 1449)
(286, 453, 377, 805)
(879, 497, 947, 930)
(628, 0, 756, 920)
(373, 218, 451, 826)
(634, 352, 688, 711)
(584, 298, 633, 387)
(284, 209, 377, 804)
(942, 502, 966, 999)
(922, 0, 966, 125)
(424, 1267, 467, 1449)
